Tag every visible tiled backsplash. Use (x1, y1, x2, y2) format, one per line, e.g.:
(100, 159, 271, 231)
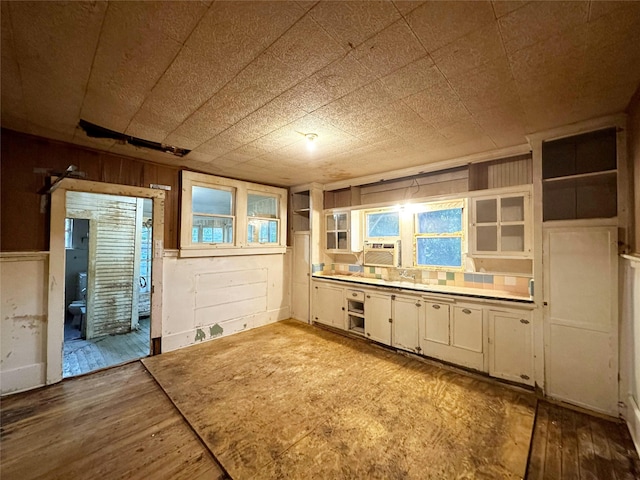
(315, 263, 532, 296)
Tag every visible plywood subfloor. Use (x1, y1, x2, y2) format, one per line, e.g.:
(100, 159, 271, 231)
(0, 362, 226, 480)
(143, 320, 536, 479)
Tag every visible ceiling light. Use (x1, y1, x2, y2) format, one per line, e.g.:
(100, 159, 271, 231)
(305, 133, 318, 150)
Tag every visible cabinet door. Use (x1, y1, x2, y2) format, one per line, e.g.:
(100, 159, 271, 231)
(364, 292, 392, 345)
(452, 305, 483, 353)
(325, 212, 350, 252)
(312, 283, 344, 329)
(489, 310, 533, 385)
(423, 302, 450, 345)
(392, 295, 423, 353)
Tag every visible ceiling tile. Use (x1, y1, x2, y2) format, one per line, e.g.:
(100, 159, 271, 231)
(472, 101, 528, 147)
(393, 1, 426, 17)
(352, 19, 427, 79)
(406, 1, 495, 52)
(403, 82, 470, 129)
(498, 1, 589, 54)
(380, 57, 442, 99)
(1, 2, 28, 130)
(586, 2, 640, 51)
(309, 1, 400, 49)
(278, 54, 376, 113)
(491, 1, 528, 18)
(432, 22, 505, 79)
(448, 57, 520, 114)
(588, 0, 637, 22)
(81, 1, 207, 132)
(268, 15, 347, 75)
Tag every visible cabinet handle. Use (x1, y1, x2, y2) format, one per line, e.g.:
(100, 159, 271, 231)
(366, 295, 370, 298)
(432, 304, 441, 310)
(520, 374, 530, 380)
(391, 295, 396, 300)
(342, 307, 345, 311)
(388, 318, 393, 323)
(352, 292, 358, 297)
(415, 303, 421, 307)
(520, 319, 530, 324)
(315, 286, 318, 289)
(462, 308, 471, 314)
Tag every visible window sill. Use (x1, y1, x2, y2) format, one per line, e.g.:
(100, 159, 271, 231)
(179, 246, 287, 258)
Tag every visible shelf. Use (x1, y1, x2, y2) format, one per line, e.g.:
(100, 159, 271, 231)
(542, 169, 617, 183)
(349, 326, 365, 335)
(348, 308, 364, 315)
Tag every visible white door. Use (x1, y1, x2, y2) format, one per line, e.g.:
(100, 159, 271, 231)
(489, 310, 534, 386)
(544, 225, 618, 415)
(365, 292, 392, 345)
(392, 295, 422, 353)
(292, 232, 310, 322)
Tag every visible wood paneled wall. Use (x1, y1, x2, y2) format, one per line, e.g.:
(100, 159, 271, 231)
(0, 129, 180, 251)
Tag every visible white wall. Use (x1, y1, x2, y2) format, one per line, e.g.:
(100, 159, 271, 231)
(160, 251, 291, 352)
(0, 253, 48, 395)
(620, 257, 640, 453)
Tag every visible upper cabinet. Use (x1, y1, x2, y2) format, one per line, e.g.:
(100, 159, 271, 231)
(323, 210, 362, 253)
(291, 190, 311, 232)
(470, 188, 532, 258)
(542, 128, 617, 221)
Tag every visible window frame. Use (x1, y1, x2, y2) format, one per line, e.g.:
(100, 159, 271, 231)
(190, 184, 236, 246)
(246, 190, 280, 245)
(363, 207, 401, 242)
(180, 171, 287, 257)
(412, 199, 466, 271)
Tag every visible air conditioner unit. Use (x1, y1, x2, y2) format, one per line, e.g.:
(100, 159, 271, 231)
(363, 240, 400, 267)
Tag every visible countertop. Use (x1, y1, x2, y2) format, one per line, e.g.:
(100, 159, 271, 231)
(312, 273, 534, 304)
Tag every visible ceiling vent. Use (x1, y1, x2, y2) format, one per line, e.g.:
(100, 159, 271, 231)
(78, 119, 190, 157)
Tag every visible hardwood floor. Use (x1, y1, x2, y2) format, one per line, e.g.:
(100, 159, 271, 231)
(0, 362, 227, 480)
(63, 317, 150, 378)
(1, 320, 638, 480)
(527, 401, 640, 480)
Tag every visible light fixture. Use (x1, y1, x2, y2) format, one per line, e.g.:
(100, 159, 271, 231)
(305, 132, 318, 150)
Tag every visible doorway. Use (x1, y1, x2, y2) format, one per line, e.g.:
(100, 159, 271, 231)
(62, 193, 153, 377)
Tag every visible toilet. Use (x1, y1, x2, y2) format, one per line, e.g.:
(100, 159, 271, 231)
(68, 272, 87, 329)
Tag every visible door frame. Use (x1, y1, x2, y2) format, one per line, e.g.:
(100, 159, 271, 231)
(47, 178, 165, 385)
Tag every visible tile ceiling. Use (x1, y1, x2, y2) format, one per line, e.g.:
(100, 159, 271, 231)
(2, 1, 639, 187)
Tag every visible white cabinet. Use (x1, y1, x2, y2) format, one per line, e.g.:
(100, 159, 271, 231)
(420, 299, 485, 372)
(325, 211, 350, 252)
(488, 310, 533, 386)
(346, 289, 365, 335)
(364, 291, 392, 345)
(312, 282, 345, 329)
(392, 295, 423, 353)
(452, 305, 483, 353)
(470, 190, 531, 258)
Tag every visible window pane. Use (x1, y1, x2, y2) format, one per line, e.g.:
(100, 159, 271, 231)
(65, 218, 73, 249)
(476, 198, 497, 223)
(476, 225, 497, 251)
(366, 212, 399, 237)
(192, 215, 233, 243)
(247, 218, 278, 243)
(416, 237, 462, 267)
(416, 208, 462, 234)
(248, 194, 278, 218)
(192, 186, 232, 215)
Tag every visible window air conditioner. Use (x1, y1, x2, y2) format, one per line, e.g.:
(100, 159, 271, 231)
(363, 240, 400, 267)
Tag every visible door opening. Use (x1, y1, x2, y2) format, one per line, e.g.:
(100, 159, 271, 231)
(62, 193, 152, 378)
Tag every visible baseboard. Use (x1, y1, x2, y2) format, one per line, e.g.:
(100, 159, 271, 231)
(627, 393, 640, 457)
(0, 362, 46, 396)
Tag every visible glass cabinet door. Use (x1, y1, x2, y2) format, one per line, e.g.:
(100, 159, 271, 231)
(472, 192, 530, 257)
(325, 212, 350, 252)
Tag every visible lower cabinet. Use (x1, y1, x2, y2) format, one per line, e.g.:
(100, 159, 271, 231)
(312, 283, 345, 329)
(420, 300, 485, 371)
(364, 291, 392, 345)
(392, 294, 423, 353)
(488, 309, 534, 386)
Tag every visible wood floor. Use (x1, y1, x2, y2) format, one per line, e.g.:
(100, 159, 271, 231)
(1, 320, 638, 480)
(0, 362, 226, 480)
(63, 317, 150, 377)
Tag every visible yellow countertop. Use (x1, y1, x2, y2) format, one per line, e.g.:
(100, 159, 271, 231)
(312, 273, 534, 304)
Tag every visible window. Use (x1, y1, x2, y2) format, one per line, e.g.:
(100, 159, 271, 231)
(365, 210, 400, 239)
(414, 200, 465, 269)
(65, 218, 73, 249)
(180, 171, 287, 256)
(247, 193, 279, 244)
(191, 185, 235, 244)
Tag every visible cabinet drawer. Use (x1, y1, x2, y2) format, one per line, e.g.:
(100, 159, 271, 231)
(346, 290, 365, 302)
(452, 305, 483, 353)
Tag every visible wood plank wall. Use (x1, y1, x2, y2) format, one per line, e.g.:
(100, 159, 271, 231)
(66, 192, 138, 338)
(0, 129, 180, 251)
